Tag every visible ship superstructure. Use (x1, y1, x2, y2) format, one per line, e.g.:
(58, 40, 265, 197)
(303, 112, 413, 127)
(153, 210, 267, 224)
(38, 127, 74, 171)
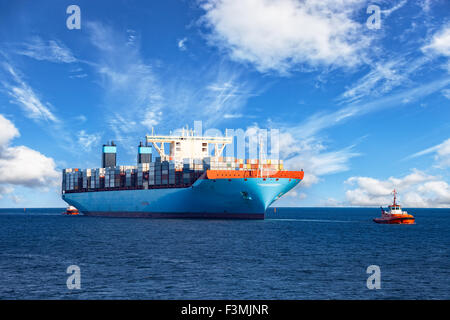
(62, 128, 304, 219)
(374, 190, 415, 224)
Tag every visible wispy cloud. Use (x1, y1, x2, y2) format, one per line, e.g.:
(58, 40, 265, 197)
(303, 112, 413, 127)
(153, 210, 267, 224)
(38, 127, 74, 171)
(192, 74, 257, 126)
(69, 73, 88, 79)
(223, 113, 243, 119)
(381, 0, 407, 17)
(9, 194, 22, 204)
(285, 142, 360, 187)
(244, 123, 360, 191)
(203, 75, 256, 126)
(0, 185, 14, 199)
(407, 138, 450, 168)
(339, 56, 429, 104)
(442, 88, 450, 99)
(265, 75, 450, 193)
(72, 115, 88, 124)
(85, 21, 164, 148)
(14, 37, 77, 63)
(1, 62, 59, 122)
(0, 58, 99, 155)
(82, 20, 261, 146)
(418, 0, 432, 13)
(294, 77, 450, 139)
(77, 130, 101, 152)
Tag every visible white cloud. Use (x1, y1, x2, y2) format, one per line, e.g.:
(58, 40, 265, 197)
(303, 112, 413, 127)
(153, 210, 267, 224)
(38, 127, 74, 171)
(294, 77, 450, 139)
(106, 114, 139, 153)
(75, 115, 87, 122)
(126, 29, 138, 46)
(0, 115, 59, 196)
(340, 60, 405, 103)
(15, 37, 77, 63)
(339, 57, 429, 103)
(284, 139, 359, 187)
(77, 130, 101, 151)
(442, 88, 450, 99)
(86, 21, 165, 147)
(0, 145, 59, 187)
(257, 80, 449, 190)
(419, 0, 432, 13)
(0, 185, 14, 199)
(161, 64, 257, 128)
(9, 194, 22, 204)
(69, 73, 88, 79)
(141, 110, 163, 129)
(422, 24, 450, 57)
(204, 78, 254, 125)
(178, 37, 187, 51)
(1, 62, 93, 155)
(85, 21, 258, 141)
(321, 197, 344, 207)
(223, 113, 243, 119)
(0, 114, 19, 146)
(417, 181, 450, 204)
(267, 130, 359, 204)
(2, 63, 59, 122)
(408, 138, 450, 169)
(200, 0, 371, 73)
(381, 0, 407, 17)
(263, 76, 450, 200)
(345, 169, 450, 207)
(246, 124, 359, 188)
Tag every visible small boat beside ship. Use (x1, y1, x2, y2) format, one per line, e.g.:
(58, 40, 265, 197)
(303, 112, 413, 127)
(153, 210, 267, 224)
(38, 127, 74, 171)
(373, 189, 415, 224)
(63, 206, 79, 215)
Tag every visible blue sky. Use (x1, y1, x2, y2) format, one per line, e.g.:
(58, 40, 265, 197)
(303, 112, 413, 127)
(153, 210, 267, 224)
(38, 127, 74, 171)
(0, 0, 449, 208)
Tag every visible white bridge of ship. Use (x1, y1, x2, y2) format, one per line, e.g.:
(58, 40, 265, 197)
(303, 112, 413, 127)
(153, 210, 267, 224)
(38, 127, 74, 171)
(145, 129, 232, 161)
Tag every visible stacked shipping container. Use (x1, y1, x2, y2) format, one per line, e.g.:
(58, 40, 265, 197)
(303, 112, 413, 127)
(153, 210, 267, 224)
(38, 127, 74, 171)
(62, 157, 284, 193)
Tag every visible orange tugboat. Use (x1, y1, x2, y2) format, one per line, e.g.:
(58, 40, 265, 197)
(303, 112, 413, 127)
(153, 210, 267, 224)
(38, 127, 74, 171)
(374, 190, 415, 224)
(63, 206, 79, 215)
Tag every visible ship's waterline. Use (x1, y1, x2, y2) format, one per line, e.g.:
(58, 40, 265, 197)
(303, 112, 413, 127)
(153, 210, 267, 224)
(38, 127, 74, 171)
(63, 177, 302, 219)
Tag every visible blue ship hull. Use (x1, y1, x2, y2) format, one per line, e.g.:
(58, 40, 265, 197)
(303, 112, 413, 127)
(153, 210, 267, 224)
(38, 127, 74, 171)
(62, 177, 301, 219)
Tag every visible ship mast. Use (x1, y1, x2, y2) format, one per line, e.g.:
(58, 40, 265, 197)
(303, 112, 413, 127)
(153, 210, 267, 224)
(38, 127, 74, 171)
(393, 189, 397, 206)
(258, 135, 266, 178)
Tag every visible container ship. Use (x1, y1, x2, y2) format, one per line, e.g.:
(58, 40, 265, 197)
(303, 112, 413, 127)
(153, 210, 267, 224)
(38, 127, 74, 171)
(61, 128, 304, 219)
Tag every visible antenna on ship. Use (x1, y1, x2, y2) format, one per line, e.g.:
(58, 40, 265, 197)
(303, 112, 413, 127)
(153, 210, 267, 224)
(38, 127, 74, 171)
(393, 189, 397, 206)
(258, 134, 265, 178)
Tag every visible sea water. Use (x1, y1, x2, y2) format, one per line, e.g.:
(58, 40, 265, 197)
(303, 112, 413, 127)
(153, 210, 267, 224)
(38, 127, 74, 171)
(0, 207, 448, 299)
